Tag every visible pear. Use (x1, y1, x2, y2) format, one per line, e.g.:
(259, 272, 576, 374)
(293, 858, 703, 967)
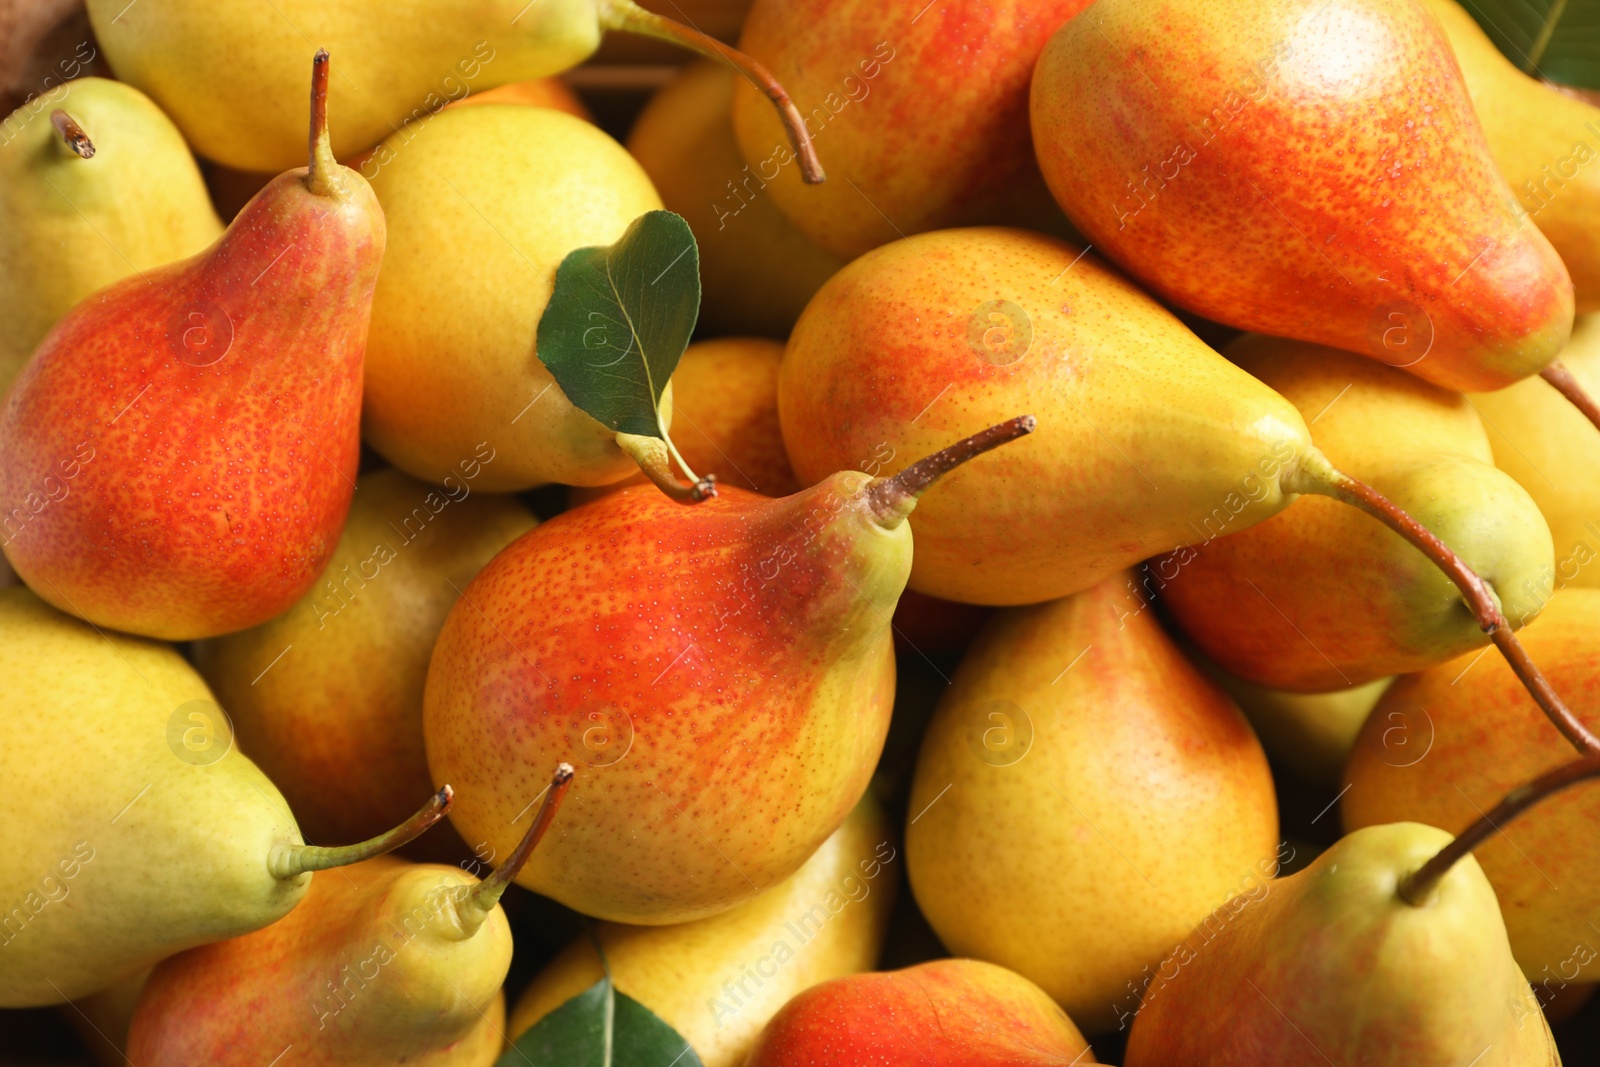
(1344, 588, 1600, 987)
(453, 76, 591, 118)
(1203, 658, 1393, 786)
(360, 104, 665, 492)
(193, 468, 537, 845)
(744, 958, 1096, 1066)
(731, 0, 1087, 260)
(1158, 335, 1554, 691)
(629, 61, 844, 339)
(1472, 314, 1600, 590)
(1031, 0, 1574, 392)
(0, 587, 447, 1007)
(779, 227, 1314, 606)
(424, 419, 1034, 924)
(905, 571, 1279, 1033)
(507, 794, 897, 1067)
(1425, 0, 1600, 312)
(1122, 823, 1557, 1065)
(0, 53, 384, 640)
(85, 0, 820, 178)
(0, 78, 221, 394)
(125, 767, 571, 1066)
(569, 337, 799, 505)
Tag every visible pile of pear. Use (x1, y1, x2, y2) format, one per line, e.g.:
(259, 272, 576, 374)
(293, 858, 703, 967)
(4, 0, 1600, 1064)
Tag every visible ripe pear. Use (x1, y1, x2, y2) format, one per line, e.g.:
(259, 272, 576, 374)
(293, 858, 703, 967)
(1031, 0, 1574, 392)
(124, 835, 550, 1064)
(1344, 589, 1600, 985)
(361, 104, 665, 492)
(508, 795, 897, 1067)
(731, 0, 1087, 260)
(193, 468, 537, 844)
(0, 78, 221, 394)
(0, 54, 383, 640)
(779, 227, 1315, 606)
(85, 0, 815, 176)
(0, 587, 443, 1007)
(1425, 0, 1600, 312)
(1473, 314, 1600, 590)
(570, 337, 799, 505)
(744, 958, 1096, 1066)
(424, 420, 1032, 924)
(905, 571, 1279, 1033)
(124, 766, 568, 1067)
(629, 61, 844, 339)
(1202, 655, 1393, 786)
(1159, 335, 1553, 691)
(1122, 823, 1557, 1066)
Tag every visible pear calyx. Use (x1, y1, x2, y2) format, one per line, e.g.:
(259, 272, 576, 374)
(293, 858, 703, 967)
(616, 432, 717, 503)
(1542, 359, 1600, 436)
(865, 415, 1036, 530)
(452, 764, 575, 937)
(50, 110, 95, 159)
(1401, 752, 1600, 906)
(268, 785, 453, 880)
(597, 0, 824, 183)
(303, 50, 348, 200)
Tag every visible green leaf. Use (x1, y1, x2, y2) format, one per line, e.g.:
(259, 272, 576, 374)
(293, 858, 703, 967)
(495, 977, 704, 1067)
(1461, 0, 1600, 88)
(536, 209, 700, 441)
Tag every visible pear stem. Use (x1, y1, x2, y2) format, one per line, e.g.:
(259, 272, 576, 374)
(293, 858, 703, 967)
(268, 786, 453, 880)
(1541, 360, 1600, 436)
(305, 49, 341, 198)
(50, 110, 94, 159)
(616, 432, 717, 503)
(1285, 451, 1600, 757)
(865, 415, 1036, 529)
(453, 764, 574, 936)
(1400, 752, 1600, 905)
(597, 0, 823, 184)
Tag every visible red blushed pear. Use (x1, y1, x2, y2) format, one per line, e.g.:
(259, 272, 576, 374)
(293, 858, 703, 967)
(126, 766, 573, 1067)
(732, 0, 1089, 261)
(1030, 0, 1574, 392)
(743, 959, 1096, 1066)
(423, 419, 1034, 925)
(0, 52, 382, 640)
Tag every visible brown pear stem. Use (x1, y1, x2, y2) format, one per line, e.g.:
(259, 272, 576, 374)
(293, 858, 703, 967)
(1541, 360, 1600, 436)
(865, 415, 1036, 528)
(1401, 753, 1600, 905)
(616, 432, 716, 504)
(269, 786, 453, 879)
(597, 0, 823, 184)
(305, 49, 341, 198)
(50, 110, 94, 158)
(454, 764, 574, 936)
(1287, 452, 1600, 757)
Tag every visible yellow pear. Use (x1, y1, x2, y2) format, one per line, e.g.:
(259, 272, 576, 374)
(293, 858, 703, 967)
(0, 588, 441, 1006)
(1158, 335, 1554, 691)
(1205, 660, 1392, 786)
(905, 572, 1280, 1033)
(1425, 0, 1600, 312)
(507, 796, 897, 1066)
(627, 61, 843, 339)
(1473, 313, 1600, 592)
(0, 77, 221, 392)
(193, 468, 537, 844)
(361, 105, 665, 491)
